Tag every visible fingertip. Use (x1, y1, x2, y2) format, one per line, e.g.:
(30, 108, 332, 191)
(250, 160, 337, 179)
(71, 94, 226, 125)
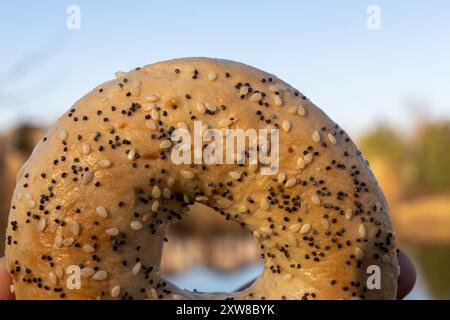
(0, 257, 14, 300)
(397, 249, 416, 299)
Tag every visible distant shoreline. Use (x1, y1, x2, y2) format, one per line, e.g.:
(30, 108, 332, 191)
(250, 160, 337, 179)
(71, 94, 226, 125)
(392, 195, 450, 244)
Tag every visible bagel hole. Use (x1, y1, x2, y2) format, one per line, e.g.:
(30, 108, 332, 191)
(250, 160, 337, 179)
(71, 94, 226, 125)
(162, 203, 263, 293)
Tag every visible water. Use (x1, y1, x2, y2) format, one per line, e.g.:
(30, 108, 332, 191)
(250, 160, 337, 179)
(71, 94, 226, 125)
(404, 244, 450, 300)
(167, 263, 264, 293)
(167, 244, 450, 300)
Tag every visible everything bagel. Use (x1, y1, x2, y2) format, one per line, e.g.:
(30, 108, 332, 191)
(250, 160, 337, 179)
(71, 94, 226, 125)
(5, 58, 398, 299)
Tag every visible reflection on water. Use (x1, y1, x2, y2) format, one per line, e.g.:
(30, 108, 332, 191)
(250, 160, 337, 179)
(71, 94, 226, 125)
(167, 244, 450, 300)
(166, 263, 263, 293)
(405, 244, 450, 300)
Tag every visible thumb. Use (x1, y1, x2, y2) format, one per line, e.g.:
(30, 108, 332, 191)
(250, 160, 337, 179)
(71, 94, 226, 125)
(0, 257, 14, 300)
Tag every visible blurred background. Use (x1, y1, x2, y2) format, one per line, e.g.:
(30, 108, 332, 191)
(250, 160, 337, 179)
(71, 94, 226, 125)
(1, 1, 449, 299)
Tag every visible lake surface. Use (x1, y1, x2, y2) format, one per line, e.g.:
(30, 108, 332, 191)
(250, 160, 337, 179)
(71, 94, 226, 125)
(167, 244, 450, 300)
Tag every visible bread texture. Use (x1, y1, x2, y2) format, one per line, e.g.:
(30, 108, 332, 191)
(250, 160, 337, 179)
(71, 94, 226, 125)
(5, 58, 398, 299)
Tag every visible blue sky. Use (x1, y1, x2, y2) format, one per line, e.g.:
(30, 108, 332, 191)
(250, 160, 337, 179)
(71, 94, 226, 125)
(1, 1, 449, 135)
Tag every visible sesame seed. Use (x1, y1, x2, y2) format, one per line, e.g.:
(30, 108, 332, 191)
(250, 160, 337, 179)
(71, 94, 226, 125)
(128, 149, 136, 161)
(59, 129, 68, 140)
(229, 171, 241, 180)
(151, 109, 160, 120)
(54, 235, 63, 248)
(345, 209, 353, 220)
(239, 86, 249, 95)
(285, 178, 297, 188)
(55, 267, 64, 278)
(167, 177, 175, 187)
(273, 95, 283, 106)
(260, 227, 272, 234)
(130, 221, 143, 231)
(92, 270, 108, 281)
(83, 244, 95, 253)
(277, 172, 286, 184)
(98, 159, 112, 168)
(283, 274, 292, 282)
(297, 105, 306, 116)
(143, 104, 153, 112)
(320, 219, 330, 229)
(62, 238, 74, 246)
(80, 267, 95, 278)
(114, 71, 127, 79)
(355, 247, 364, 260)
(304, 153, 314, 165)
(196, 102, 206, 113)
(163, 188, 171, 199)
(96, 206, 109, 218)
(48, 272, 57, 286)
(81, 171, 93, 185)
(289, 224, 301, 233)
(176, 122, 189, 130)
(250, 93, 262, 101)
(260, 199, 269, 210)
(151, 201, 159, 212)
(81, 143, 91, 155)
(205, 103, 216, 112)
(288, 106, 297, 114)
(67, 221, 80, 236)
(328, 133, 337, 145)
(282, 120, 291, 133)
(208, 72, 218, 81)
(382, 254, 391, 263)
(180, 170, 194, 179)
(111, 285, 121, 298)
(144, 94, 160, 102)
(301, 203, 309, 213)
(300, 224, 311, 234)
(132, 262, 142, 275)
(147, 288, 157, 298)
(311, 195, 321, 206)
(312, 130, 321, 143)
(159, 140, 172, 149)
(106, 228, 119, 236)
(218, 118, 233, 127)
(297, 157, 306, 169)
(146, 120, 157, 130)
(37, 218, 47, 233)
(269, 85, 278, 92)
(288, 233, 298, 246)
(358, 224, 366, 238)
(26, 199, 35, 209)
(152, 186, 161, 198)
(130, 83, 140, 96)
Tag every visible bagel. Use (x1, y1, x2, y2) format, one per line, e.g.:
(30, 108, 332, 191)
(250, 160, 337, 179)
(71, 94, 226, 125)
(5, 57, 398, 300)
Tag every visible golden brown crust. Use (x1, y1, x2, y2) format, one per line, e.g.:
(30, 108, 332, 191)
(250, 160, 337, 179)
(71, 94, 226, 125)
(5, 57, 398, 300)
